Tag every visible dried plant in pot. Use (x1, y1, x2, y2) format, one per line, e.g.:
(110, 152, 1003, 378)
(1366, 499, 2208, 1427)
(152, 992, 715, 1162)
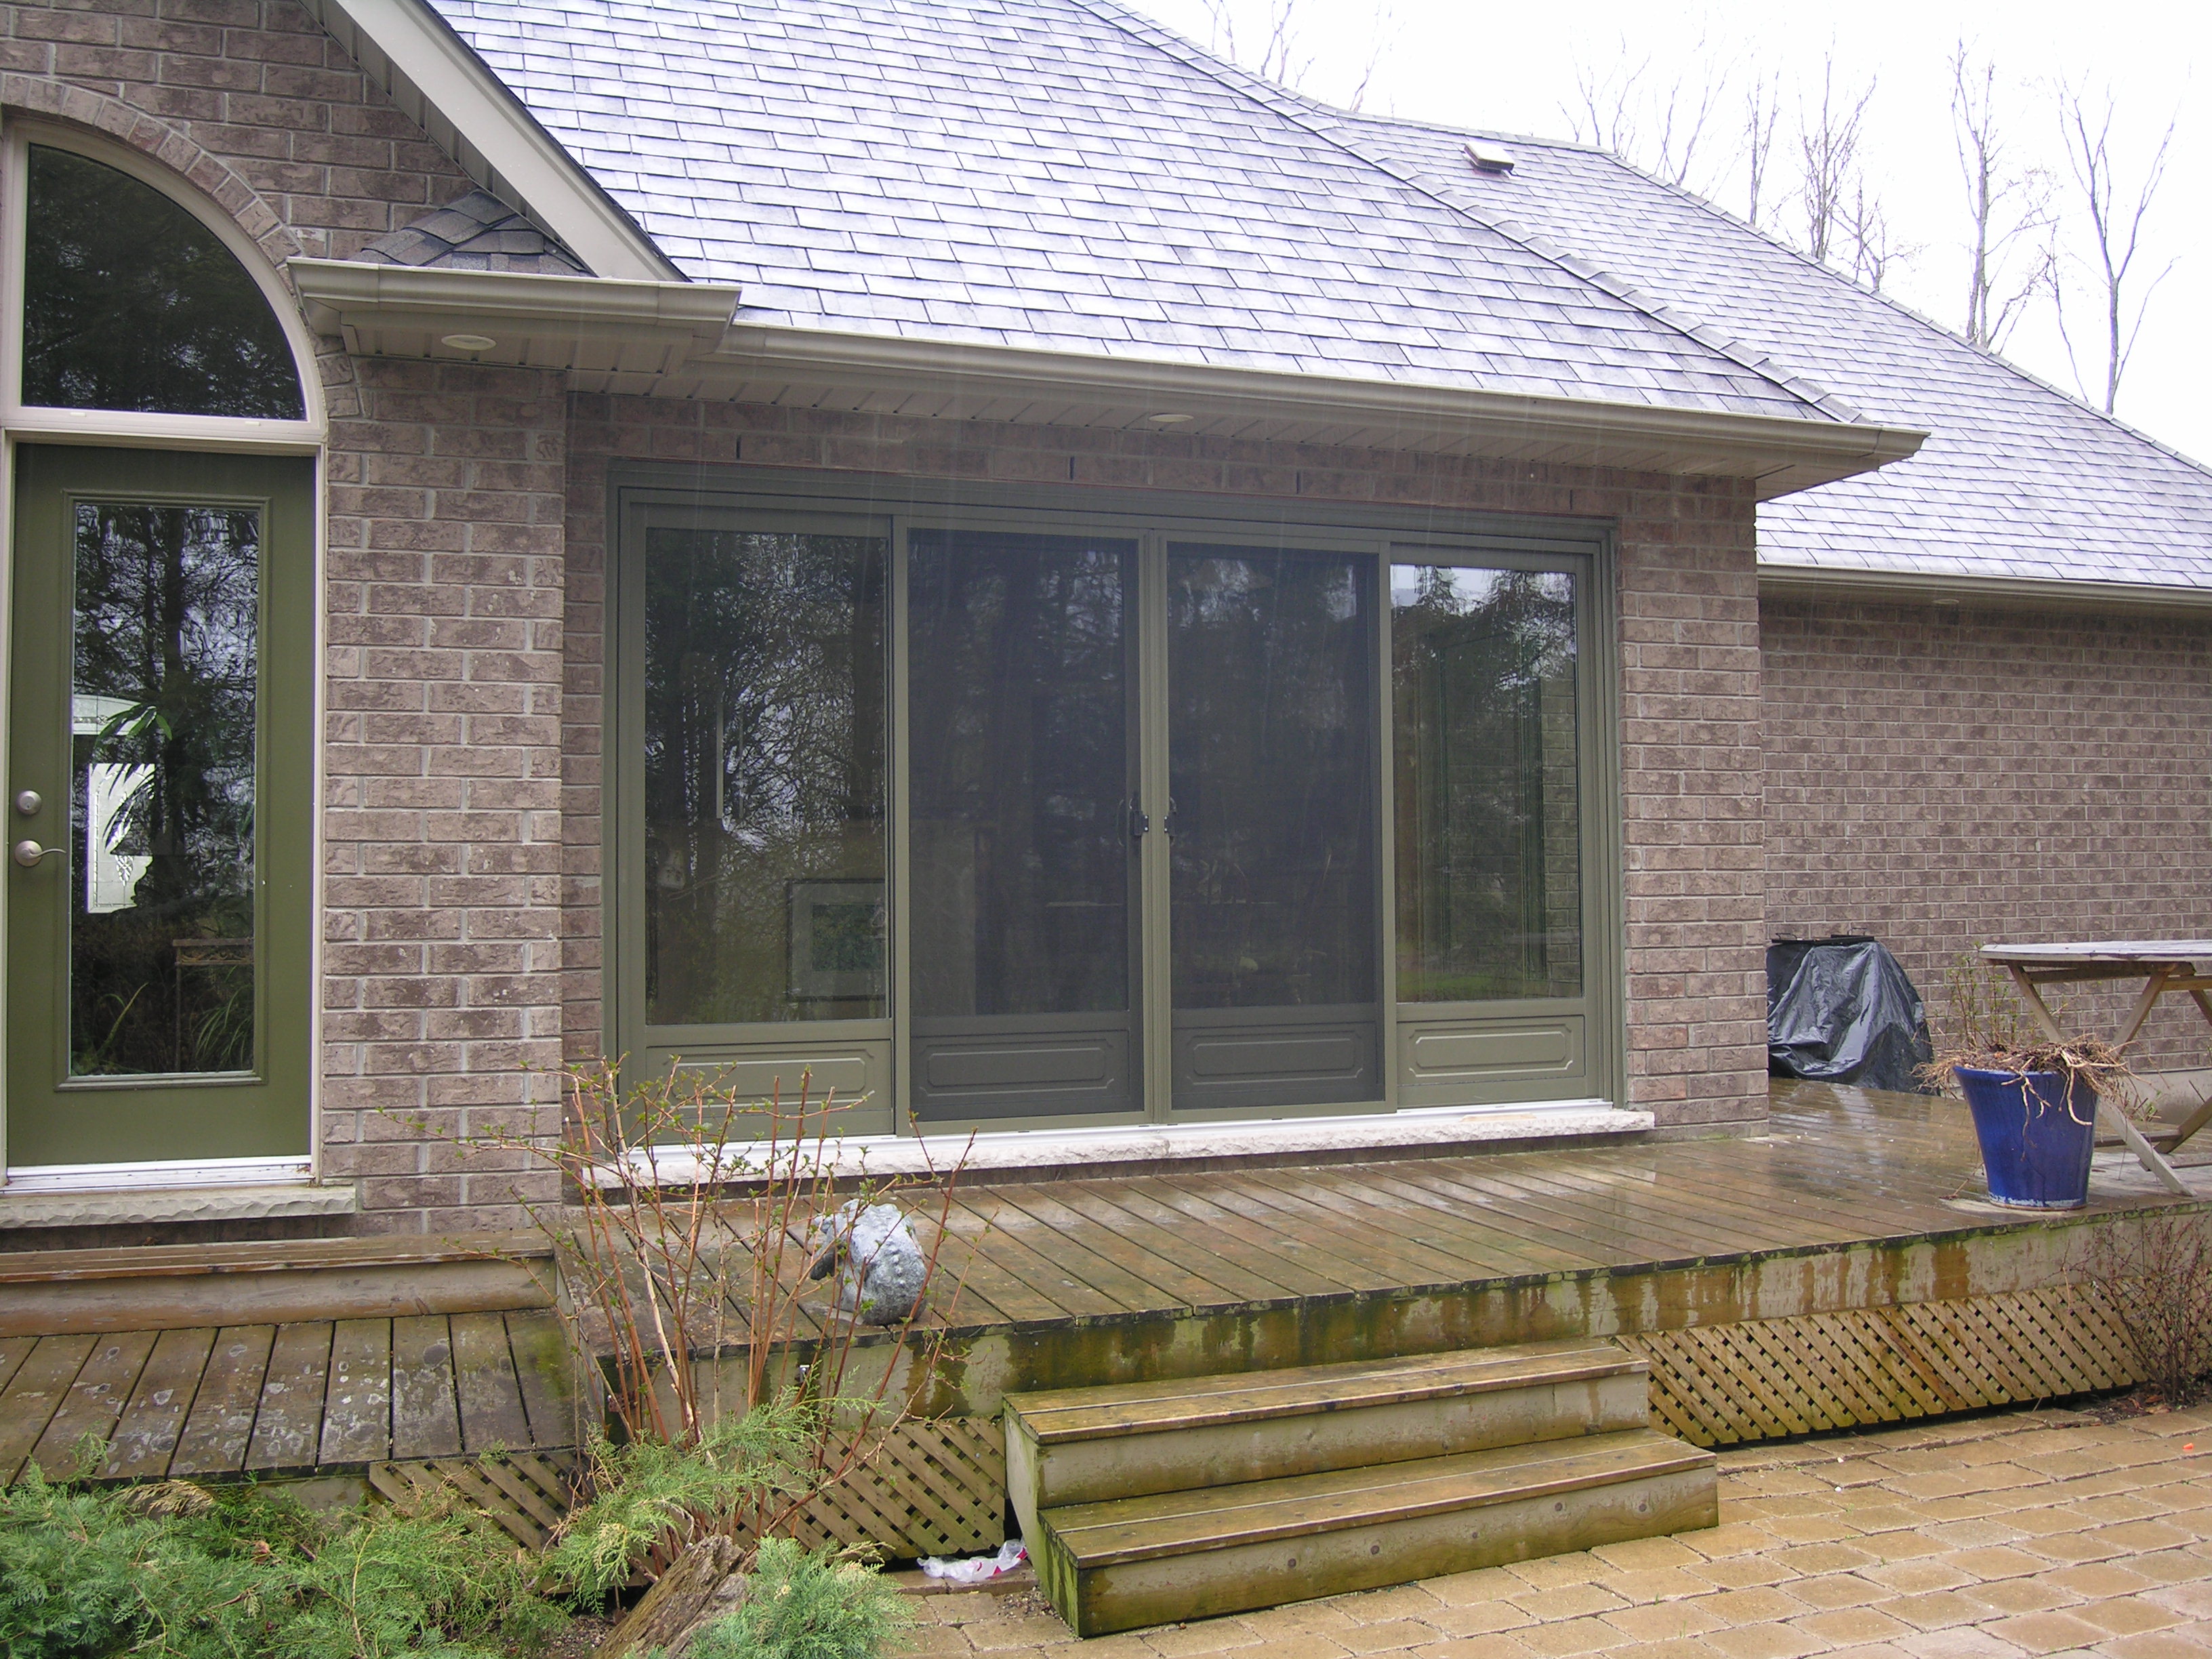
(1919, 954, 2142, 1210)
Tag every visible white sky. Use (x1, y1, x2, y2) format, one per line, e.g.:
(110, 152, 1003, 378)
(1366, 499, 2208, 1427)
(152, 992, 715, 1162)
(1130, 0, 2210, 467)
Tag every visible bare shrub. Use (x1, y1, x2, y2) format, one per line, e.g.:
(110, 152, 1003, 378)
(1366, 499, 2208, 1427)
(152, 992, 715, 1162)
(2078, 1213, 2212, 1404)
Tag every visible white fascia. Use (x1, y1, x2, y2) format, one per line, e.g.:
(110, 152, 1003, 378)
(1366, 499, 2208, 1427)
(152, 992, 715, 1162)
(297, 0, 677, 282)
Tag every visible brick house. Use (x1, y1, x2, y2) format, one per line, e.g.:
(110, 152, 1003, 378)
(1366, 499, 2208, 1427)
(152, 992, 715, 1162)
(0, 0, 2204, 1242)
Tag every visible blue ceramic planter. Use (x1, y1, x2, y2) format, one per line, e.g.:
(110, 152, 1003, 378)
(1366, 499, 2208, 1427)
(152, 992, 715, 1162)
(1955, 1065, 2097, 1209)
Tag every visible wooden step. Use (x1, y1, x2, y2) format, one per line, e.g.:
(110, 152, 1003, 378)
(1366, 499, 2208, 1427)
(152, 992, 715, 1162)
(0, 1231, 552, 1336)
(1033, 1428, 1717, 1635)
(1004, 1339, 1647, 1544)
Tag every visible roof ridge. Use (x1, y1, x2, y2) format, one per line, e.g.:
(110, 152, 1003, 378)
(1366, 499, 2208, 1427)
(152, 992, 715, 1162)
(1071, 0, 1862, 426)
(1336, 104, 2212, 482)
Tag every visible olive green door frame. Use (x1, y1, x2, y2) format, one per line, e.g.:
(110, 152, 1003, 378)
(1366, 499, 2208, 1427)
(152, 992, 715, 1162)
(5, 445, 314, 1166)
(608, 471, 1622, 1136)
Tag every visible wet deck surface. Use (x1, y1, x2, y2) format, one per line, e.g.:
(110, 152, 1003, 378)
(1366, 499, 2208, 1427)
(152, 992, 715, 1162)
(895, 1083, 2207, 1333)
(0, 1308, 581, 1484)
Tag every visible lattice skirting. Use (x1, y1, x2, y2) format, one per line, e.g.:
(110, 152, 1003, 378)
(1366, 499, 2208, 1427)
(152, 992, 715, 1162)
(372, 1419, 1003, 1560)
(1616, 1286, 2142, 1448)
(779, 1416, 1006, 1557)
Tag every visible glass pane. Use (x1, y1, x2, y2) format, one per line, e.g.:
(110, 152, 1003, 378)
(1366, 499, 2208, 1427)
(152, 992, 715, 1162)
(643, 528, 887, 1025)
(1392, 564, 1582, 1002)
(70, 504, 260, 1077)
(1168, 545, 1378, 1109)
(24, 146, 304, 419)
(909, 531, 1135, 1017)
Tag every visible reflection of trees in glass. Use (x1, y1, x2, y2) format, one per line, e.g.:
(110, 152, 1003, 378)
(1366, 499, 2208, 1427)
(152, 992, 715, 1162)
(24, 147, 303, 419)
(907, 533, 1132, 1019)
(642, 531, 887, 1025)
(1393, 565, 1580, 1003)
(1168, 549, 1376, 1010)
(72, 506, 259, 1076)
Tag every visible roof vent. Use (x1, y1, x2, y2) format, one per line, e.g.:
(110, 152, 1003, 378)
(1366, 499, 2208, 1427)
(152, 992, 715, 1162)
(1465, 140, 1517, 176)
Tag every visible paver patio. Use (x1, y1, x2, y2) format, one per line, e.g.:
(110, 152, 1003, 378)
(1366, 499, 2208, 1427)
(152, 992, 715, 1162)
(906, 1404, 2212, 1659)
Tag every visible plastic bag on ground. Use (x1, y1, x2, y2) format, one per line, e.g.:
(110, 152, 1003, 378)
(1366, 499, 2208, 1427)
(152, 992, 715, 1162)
(918, 1537, 1027, 1582)
(1767, 935, 1936, 1094)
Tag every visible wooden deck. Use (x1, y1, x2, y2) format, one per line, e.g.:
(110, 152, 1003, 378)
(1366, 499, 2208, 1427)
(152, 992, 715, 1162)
(0, 1308, 581, 1485)
(0, 1082, 2204, 1485)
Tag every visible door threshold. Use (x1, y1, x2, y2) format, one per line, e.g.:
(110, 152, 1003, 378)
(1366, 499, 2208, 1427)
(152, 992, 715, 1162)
(0, 1157, 348, 1231)
(594, 1101, 1654, 1192)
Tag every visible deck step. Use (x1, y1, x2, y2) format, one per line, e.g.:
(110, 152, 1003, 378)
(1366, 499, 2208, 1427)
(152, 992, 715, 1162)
(1006, 1341, 1715, 1635)
(1034, 1427, 1716, 1635)
(0, 1231, 552, 1336)
(1004, 1338, 1646, 1542)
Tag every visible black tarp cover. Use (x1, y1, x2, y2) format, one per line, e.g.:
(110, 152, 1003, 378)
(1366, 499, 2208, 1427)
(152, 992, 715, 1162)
(1766, 935, 1936, 1093)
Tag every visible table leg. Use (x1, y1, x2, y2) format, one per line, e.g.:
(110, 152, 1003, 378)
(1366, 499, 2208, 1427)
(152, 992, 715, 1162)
(2116, 966, 2178, 1050)
(2001, 965, 2192, 1195)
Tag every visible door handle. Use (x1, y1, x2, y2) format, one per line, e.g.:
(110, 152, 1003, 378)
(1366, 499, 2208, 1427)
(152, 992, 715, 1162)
(12, 839, 60, 868)
(1126, 799, 1149, 840)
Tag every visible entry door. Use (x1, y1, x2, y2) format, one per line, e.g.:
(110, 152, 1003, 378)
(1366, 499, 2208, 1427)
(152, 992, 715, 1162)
(6, 446, 312, 1167)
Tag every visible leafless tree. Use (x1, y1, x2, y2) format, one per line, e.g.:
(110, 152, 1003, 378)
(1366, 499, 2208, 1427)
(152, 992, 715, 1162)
(2054, 86, 2178, 414)
(1196, 0, 1393, 110)
(1741, 70, 1782, 230)
(1561, 35, 1729, 192)
(1842, 178, 1917, 294)
(1795, 58, 1875, 268)
(1950, 46, 2053, 351)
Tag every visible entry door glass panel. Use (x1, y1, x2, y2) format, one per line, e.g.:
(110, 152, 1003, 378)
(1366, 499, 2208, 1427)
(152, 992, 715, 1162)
(907, 530, 1139, 1120)
(1166, 545, 1379, 1110)
(1392, 565, 1581, 1002)
(70, 504, 260, 1076)
(642, 528, 888, 1025)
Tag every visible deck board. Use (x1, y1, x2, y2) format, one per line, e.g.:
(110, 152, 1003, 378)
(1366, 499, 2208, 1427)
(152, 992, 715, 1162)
(29, 1330, 152, 1480)
(0, 1334, 95, 1482)
(102, 1326, 213, 1480)
(172, 1326, 276, 1476)
(247, 1322, 334, 1472)
(320, 1318, 394, 1465)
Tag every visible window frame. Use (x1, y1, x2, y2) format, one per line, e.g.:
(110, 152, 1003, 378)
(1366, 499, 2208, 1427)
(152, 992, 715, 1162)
(607, 467, 1624, 1132)
(0, 121, 326, 450)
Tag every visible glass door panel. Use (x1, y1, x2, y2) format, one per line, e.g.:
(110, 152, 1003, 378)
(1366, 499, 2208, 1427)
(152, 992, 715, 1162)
(641, 527, 889, 1027)
(1392, 565, 1582, 1002)
(907, 530, 1139, 1120)
(1166, 544, 1380, 1111)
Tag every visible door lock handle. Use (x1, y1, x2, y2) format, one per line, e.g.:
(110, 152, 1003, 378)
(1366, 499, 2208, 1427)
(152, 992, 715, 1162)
(12, 839, 60, 868)
(1126, 800, 1149, 840)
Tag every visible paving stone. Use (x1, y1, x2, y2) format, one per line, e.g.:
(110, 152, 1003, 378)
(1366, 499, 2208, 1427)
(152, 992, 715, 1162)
(1978, 1610, 2123, 1654)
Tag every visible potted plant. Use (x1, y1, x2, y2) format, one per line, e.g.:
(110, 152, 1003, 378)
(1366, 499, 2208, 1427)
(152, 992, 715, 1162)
(1921, 956, 2139, 1210)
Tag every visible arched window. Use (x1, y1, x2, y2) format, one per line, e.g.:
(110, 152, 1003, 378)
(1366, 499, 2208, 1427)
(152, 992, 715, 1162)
(21, 144, 304, 419)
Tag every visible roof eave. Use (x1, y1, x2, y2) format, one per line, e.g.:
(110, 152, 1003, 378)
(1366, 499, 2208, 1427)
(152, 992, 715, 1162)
(290, 260, 1925, 493)
(1759, 562, 2212, 613)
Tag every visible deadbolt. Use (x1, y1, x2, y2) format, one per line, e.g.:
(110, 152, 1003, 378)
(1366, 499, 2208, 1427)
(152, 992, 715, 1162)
(13, 790, 39, 817)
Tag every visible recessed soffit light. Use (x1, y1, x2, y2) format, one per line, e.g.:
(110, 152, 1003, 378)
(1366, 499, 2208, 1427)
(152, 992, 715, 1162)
(440, 333, 498, 352)
(1147, 412, 1195, 424)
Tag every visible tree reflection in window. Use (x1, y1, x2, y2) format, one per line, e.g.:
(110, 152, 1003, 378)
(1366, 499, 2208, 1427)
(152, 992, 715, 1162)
(1392, 565, 1581, 1003)
(24, 146, 303, 419)
(71, 504, 259, 1076)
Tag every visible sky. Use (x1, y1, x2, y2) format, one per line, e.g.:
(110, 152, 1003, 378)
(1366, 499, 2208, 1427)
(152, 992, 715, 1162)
(1130, 0, 2210, 468)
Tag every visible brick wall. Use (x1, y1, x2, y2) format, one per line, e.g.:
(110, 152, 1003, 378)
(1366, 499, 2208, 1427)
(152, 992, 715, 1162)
(1, 0, 470, 262)
(1763, 595, 2212, 1069)
(562, 398, 1773, 1134)
(320, 356, 570, 1232)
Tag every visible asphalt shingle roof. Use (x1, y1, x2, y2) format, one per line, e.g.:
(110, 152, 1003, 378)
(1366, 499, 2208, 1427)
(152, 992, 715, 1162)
(422, 0, 1828, 418)
(1340, 112, 2212, 589)
(420, 0, 2212, 590)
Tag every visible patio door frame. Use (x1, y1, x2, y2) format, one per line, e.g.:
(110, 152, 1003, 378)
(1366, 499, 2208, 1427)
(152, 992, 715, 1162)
(607, 466, 1622, 1134)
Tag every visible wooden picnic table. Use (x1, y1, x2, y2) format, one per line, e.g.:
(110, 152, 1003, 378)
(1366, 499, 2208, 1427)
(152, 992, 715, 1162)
(1980, 940, 2212, 1195)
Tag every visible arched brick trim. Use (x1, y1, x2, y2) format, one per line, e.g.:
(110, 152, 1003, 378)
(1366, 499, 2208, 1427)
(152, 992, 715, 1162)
(0, 76, 304, 266)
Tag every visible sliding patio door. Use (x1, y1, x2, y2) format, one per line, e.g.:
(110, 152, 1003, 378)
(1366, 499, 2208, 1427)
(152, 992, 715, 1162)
(1164, 544, 1380, 1111)
(614, 486, 1610, 1134)
(905, 530, 1140, 1120)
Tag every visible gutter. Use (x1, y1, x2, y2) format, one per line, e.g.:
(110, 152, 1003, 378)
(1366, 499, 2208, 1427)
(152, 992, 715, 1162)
(290, 260, 1927, 497)
(1758, 562, 2212, 615)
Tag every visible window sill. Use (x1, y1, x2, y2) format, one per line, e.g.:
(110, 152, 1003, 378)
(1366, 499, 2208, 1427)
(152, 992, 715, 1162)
(594, 1101, 1654, 1192)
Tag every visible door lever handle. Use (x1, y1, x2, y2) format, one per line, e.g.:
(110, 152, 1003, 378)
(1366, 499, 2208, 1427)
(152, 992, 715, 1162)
(12, 839, 60, 868)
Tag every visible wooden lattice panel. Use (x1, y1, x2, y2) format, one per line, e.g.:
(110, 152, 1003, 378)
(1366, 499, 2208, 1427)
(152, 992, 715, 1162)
(369, 1450, 581, 1549)
(780, 1417, 1006, 1558)
(1618, 1286, 2141, 1448)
